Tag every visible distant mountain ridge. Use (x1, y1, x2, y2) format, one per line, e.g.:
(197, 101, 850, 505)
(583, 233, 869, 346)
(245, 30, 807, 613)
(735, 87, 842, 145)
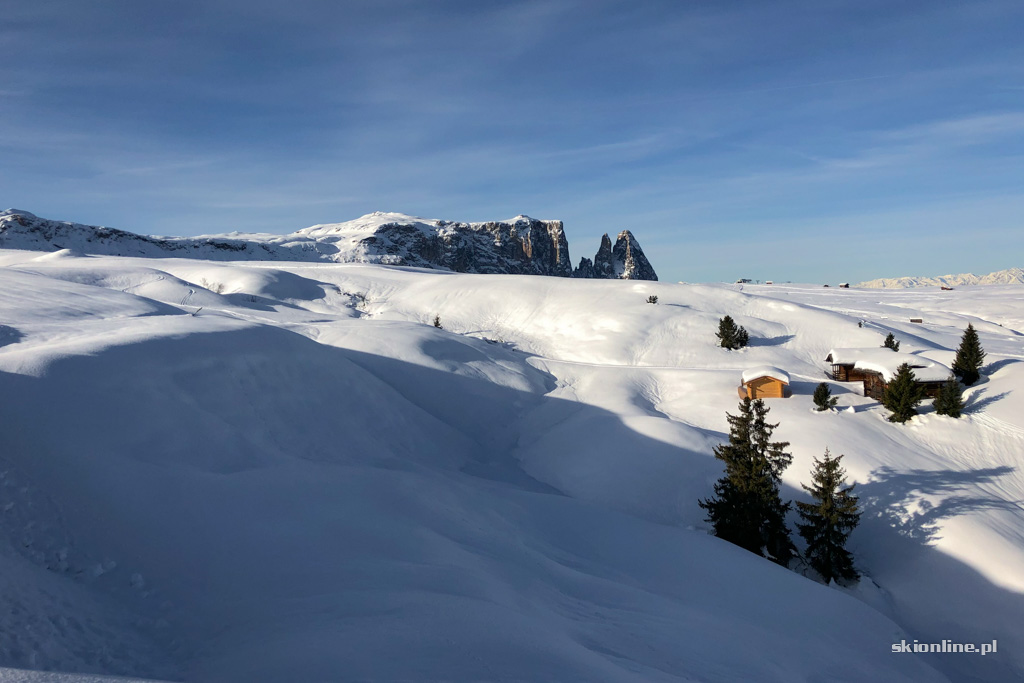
(857, 266, 1024, 288)
(0, 209, 657, 280)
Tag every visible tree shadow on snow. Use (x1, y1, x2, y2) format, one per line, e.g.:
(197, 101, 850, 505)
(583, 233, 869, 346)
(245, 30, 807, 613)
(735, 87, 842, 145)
(0, 324, 24, 349)
(747, 334, 795, 347)
(3, 328, 1024, 682)
(964, 389, 1012, 414)
(851, 464, 1024, 682)
(857, 465, 1018, 545)
(983, 358, 1022, 374)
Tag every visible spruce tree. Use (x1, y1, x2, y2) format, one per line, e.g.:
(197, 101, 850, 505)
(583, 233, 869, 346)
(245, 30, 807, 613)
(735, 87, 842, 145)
(812, 382, 838, 411)
(934, 374, 964, 418)
(716, 316, 739, 349)
(882, 333, 900, 352)
(646, 295, 659, 304)
(881, 363, 925, 423)
(796, 449, 861, 584)
(432, 314, 443, 329)
(735, 325, 750, 348)
(952, 323, 986, 386)
(700, 398, 795, 565)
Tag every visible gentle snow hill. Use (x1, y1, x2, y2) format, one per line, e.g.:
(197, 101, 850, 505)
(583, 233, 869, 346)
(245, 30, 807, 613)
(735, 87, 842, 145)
(2, 251, 1023, 681)
(858, 266, 1024, 288)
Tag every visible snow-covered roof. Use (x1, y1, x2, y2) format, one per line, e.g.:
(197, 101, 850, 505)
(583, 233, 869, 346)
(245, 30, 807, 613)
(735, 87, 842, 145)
(741, 366, 790, 385)
(826, 348, 950, 382)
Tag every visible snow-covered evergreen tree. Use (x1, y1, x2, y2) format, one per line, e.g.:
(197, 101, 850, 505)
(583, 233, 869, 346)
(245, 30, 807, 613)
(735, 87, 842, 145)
(882, 363, 925, 423)
(934, 374, 965, 418)
(796, 449, 860, 584)
(716, 316, 749, 350)
(700, 398, 795, 566)
(812, 382, 838, 411)
(952, 323, 986, 386)
(882, 332, 900, 352)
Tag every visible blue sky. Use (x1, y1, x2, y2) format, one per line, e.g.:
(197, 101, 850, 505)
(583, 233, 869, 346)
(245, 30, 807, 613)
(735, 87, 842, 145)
(2, 0, 1023, 283)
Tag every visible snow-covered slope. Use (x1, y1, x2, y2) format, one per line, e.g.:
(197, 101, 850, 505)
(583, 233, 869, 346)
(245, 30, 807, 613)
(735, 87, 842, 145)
(858, 266, 1024, 288)
(0, 209, 657, 280)
(2, 250, 1022, 681)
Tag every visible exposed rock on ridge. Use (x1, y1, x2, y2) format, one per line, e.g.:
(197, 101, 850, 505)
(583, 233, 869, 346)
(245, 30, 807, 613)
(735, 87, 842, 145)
(0, 209, 655, 280)
(573, 230, 658, 281)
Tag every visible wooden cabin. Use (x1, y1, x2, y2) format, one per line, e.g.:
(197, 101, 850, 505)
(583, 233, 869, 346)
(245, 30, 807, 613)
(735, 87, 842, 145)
(825, 348, 949, 400)
(739, 367, 791, 399)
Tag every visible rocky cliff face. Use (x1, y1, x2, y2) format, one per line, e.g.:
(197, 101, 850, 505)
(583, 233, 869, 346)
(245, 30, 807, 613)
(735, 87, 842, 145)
(1, 209, 654, 280)
(439, 216, 572, 276)
(573, 230, 658, 281)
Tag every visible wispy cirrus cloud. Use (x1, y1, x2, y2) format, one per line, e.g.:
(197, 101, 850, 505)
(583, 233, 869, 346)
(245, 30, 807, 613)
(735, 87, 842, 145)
(2, 0, 1023, 281)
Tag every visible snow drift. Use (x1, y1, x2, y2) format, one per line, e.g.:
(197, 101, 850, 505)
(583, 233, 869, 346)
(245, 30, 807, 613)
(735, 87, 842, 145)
(2, 248, 1022, 682)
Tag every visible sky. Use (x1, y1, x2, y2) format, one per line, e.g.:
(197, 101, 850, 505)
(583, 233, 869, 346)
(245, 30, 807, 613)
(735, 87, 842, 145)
(2, 0, 1023, 283)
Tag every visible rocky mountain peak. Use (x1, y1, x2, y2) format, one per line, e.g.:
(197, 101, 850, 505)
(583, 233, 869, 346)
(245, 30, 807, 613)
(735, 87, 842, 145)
(573, 230, 658, 281)
(1, 209, 657, 280)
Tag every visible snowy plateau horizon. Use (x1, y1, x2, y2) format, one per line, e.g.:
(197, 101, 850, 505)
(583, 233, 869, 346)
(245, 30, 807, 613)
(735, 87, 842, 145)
(2, 207, 1020, 286)
(0, 212, 1023, 682)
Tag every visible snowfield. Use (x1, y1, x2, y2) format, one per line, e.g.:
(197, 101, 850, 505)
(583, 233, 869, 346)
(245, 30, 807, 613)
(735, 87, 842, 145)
(1, 250, 1022, 682)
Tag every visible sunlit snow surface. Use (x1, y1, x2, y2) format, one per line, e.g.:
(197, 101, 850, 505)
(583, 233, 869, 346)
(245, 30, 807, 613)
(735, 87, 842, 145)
(2, 250, 1022, 682)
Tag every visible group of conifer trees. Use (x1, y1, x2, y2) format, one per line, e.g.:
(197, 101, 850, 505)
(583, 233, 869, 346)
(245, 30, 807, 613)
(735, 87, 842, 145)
(881, 324, 985, 423)
(702, 324, 989, 582)
(716, 316, 749, 350)
(699, 397, 860, 584)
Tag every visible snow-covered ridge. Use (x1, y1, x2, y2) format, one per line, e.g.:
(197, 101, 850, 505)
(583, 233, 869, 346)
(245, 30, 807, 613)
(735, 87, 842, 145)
(0, 209, 658, 280)
(858, 266, 1024, 288)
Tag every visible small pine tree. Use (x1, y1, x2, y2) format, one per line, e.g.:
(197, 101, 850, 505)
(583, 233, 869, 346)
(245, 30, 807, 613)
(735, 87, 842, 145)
(882, 333, 900, 352)
(432, 314, 442, 329)
(796, 449, 861, 584)
(812, 382, 838, 411)
(952, 323, 986, 386)
(716, 316, 750, 349)
(736, 325, 749, 348)
(716, 316, 739, 349)
(934, 374, 964, 418)
(881, 363, 925, 423)
(699, 398, 795, 566)
(646, 295, 659, 304)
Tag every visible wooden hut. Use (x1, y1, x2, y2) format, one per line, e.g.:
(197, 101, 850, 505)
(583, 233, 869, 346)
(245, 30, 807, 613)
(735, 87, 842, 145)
(825, 348, 949, 400)
(739, 366, 791, 399)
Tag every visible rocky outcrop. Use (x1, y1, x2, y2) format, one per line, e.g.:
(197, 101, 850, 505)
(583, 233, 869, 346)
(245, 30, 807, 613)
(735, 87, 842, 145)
(612, 230, 658, 281)
(573, 230, 658, 281)
(573, 257, 595, 279)
(0, 209, 654, 280)
(440, 216, 572, 276)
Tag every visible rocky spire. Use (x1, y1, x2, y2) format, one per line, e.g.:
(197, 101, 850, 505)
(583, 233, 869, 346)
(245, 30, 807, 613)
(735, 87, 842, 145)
(572, 230, 657, 281)
(613, 230, 658, 281)
(592, 234, 616, 278)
